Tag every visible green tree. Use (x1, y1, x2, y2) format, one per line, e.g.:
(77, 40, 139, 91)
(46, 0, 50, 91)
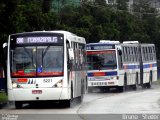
(95, 0, 106, 6)
(42, 0, 52, 13)
(133, 0, 156, 20)
(1, 0, 160, 58)
(116, 0, 128, 11)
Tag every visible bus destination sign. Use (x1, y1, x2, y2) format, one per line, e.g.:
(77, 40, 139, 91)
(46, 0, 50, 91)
(86, 44, 115, 50)
(16, 36, 63, 44)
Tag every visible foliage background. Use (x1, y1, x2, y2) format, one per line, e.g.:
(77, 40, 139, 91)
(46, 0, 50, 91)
(0, 0, 160, 59)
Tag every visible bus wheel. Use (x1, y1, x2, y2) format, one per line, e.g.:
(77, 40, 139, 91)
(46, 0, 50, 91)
(15, 101, 22, 109)
(65, 100, 71, 107)
(117, 86, 125, 92)
(60, 100, 71, 108)
(100, 87, 109, 92)
(118, 74, 127, 92)
(80, 80, 84, 102)
(142, 84, 146, 89)
(88, 87, 92, 93)
(71, 82, 73, 100)
(146, 72, 152, 88)
(86, 76, 88, 93)
(123, 73, 127, 91)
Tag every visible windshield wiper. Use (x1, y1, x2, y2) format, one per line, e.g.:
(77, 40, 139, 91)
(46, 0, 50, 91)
(42, 46, 50, 58)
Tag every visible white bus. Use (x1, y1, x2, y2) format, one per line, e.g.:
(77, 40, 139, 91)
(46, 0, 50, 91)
(4, 31, 87, 108)
(86, 40, 157, 92)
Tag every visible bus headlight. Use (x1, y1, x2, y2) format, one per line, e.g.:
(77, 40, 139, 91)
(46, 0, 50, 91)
(12, 83, 23, 88)
(12, 83, 17, 88)
(111, 76, 119, 80)
(116, 76, 119, 80)
(54, 80, 63, 88)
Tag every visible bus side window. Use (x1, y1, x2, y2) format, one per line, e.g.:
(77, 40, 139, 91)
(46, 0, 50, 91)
(122, 47, 125, 62)
(142, 47, 145, 62)
(67, 40, 71, 69)
(126, 47, 129, 62)
(134, 47, 136, 62)
(136, 47, 140, 62)
(149, 47, 151, 61)
(128, 47, 131, 62)
(153, 46, 156, 60)
(118, 50, 123, 69)
(144, 47, 147, 62)
(117, 46, 123, 69)
(131, 47, 134, 62)
(146, 47, 149, 61)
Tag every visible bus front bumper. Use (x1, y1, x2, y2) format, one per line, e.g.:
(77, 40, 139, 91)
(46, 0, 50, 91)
(88, 80, 119, 87)
(8, 88, 70, 101)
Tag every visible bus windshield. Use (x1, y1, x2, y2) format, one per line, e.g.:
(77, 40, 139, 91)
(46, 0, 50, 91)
(11, 46, 64, 77)
(86, 50, 117, 70)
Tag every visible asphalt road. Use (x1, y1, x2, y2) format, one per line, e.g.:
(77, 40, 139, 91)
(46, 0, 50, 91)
(0, 82, 160, 120)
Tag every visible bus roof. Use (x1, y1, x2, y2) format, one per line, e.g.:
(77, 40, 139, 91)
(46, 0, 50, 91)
(10, 30, 78, 37)
(123, 41, 139, 44)
(99, 40, 120, 44)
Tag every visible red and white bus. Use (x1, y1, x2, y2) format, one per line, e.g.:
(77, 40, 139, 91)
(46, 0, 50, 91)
(86, 40, 157, 92)
(4, 31, 87, 108)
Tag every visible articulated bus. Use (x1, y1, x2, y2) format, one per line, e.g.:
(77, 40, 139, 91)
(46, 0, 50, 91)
(4, 31, 87, 108)
(86, 40, 157, 92)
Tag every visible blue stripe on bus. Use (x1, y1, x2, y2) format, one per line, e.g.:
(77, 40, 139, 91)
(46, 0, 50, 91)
(87, 63, 157, 77)
(87, 73, 94, 77)
(124, 63, 157, 69)
(143, 64, 150, 68)
(152, 63, 157, 67)
(87, 71, 117, 77)
(125, 65, 139, 69)
(86, 44, 115, 46)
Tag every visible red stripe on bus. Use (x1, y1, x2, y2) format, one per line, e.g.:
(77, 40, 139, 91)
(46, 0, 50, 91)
(86, 50, 115, 55)
(17, 78, 28, 83)
(150, 64, 152, 68)
(93, 72, 105, 76)
(37, 72, 63, 76)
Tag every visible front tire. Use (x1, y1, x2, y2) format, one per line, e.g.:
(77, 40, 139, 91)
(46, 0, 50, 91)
(146, 72, 152, 88)
(118, 73, 127, 92)
(60, 100, 71, 108)
(88, 87, 92, 93)
(80, 80, 84, 102)
(15, 101, 23, 109)
(142, 72, 152, 89)
(132, 73, 138, 90)
(117, 86, 125, 92)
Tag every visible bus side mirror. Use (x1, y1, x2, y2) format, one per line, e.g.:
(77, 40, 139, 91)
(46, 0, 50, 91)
(3, 43, 8, 60)
(3, 43, 7, 48)
(68, 48, 74, 60)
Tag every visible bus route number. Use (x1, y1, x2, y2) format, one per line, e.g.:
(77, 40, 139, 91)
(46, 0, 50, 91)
(43, 79, 52, 83)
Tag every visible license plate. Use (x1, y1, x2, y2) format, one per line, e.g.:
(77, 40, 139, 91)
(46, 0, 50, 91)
(91, 82, 107, 86)
(89, 77, 95, 81)
(32, 90, 42, 94)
